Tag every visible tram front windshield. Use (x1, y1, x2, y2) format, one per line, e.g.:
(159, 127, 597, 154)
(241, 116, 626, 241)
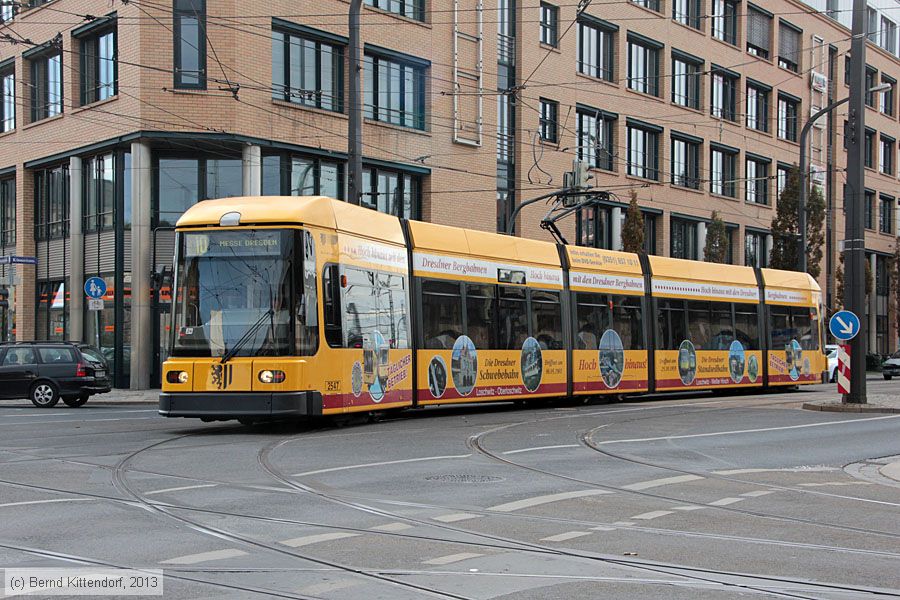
(172, 229, 293, 357)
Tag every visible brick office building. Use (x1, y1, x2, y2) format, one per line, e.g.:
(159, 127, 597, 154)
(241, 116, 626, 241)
(0, 0, 896, 388)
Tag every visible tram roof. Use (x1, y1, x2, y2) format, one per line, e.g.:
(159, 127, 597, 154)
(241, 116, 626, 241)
(648, 255, 759, 287)
(175, 196, 406, 245)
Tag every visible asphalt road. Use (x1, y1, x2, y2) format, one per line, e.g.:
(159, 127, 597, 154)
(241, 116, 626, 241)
(1, 381, 899, 599)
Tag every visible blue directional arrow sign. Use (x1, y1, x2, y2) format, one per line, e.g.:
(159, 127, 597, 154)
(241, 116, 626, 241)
(84, 276, 108, 300)
(829, 310, 860, 341)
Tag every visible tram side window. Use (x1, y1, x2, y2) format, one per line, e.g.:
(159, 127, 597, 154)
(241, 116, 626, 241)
(531, 290, 563, 350)
(687, 301, 711, 350)
(769, 305, 794, 350)
(343, 267, 378, 348)
(498, 286, 528, 349)
(297, 230, 319, 355)
(422, 279, 463, 349)
(465, 284, 497, 349)
(377, 272, 409, 349)
(322, 264, 342, 347)
(657, 299, 687, 350)
(734, 304, 759, 350)
(709, 302, 733, 350)
(575, 292, 609, 350)
(793, 307, 816, 350)
(612, 295, 644, 350)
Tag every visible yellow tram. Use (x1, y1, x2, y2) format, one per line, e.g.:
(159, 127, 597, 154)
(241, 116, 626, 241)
(159, 196, 826, 421)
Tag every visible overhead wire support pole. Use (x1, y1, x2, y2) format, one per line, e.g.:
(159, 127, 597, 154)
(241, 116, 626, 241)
(348, 0, 363, 206)
(844, 0, 868, 404)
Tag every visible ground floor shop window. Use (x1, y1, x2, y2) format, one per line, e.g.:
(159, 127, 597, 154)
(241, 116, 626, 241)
(36, 280, 67, 341)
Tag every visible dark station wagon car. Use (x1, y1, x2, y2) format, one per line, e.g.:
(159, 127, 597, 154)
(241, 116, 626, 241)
(0, 342, 111, 407)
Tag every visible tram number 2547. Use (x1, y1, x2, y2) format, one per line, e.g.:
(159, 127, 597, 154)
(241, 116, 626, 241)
(325, 380, 341, 392)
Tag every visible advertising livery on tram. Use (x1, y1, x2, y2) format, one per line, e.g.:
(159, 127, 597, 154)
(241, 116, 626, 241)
(159, 196, 826, 421)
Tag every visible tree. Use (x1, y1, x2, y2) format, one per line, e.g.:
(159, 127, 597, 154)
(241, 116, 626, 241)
(892, 245, 900, 339)
(769, 166, 801, 271)
(805, 184, 826, 279)
(836, 252, 874, 311)
(621, 190, 645, 253)
(703, 210, 729, 263)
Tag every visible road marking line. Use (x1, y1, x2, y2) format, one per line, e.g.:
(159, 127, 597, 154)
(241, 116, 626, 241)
(160, 549, 247, 565)
(596, 415, 900, 445)
(740, 490, 775, 497)
(708, 497, 744, 506)
(0, 498, 92, 508)
(798, 481, 873, 487)
(591, 526, 617, 531)
(145, 484, 217, 496)
(423, 553, 484, 565)
(488, 489, 612, 512)
(671, 505, 705, 511)
(292, 454, 471, 477)
(713, 467, 839, 475)
(540, 531, 592, 542)
(503, 444, 580, 455)
(432, 513, 482, 523)
(279, 533, 360, 547)
(370, 522, 413, 532)
(631, 510, 674, 520)
(299, 580, 360, 595)
(0, 417, 157, 426)
(611, 521, 635, 526)
(622, 475, 704, 490)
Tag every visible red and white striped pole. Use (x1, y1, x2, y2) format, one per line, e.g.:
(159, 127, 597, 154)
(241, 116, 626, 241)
(837, 344, 851, 395)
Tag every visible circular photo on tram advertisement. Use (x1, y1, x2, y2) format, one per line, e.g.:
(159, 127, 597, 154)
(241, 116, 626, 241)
(451, 335, 478, 397)
(747, 355, 759, 383)
(363, 331, 390, 402)
(728, 340, 746, 384)
(428, 355, 448, 399)
(599, 329, 625, 389)
(521, 337, 543, 393)
(786, 339, 802, 381)
(678, 340, 697, 386)
(351, 361, 363, 398)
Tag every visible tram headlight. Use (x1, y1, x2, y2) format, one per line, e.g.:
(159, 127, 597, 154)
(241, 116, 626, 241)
(166, 370, 189, 384)
(258, 370, 285, 384)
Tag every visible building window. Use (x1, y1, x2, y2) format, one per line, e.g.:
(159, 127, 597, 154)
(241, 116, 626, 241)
(865, 66, 878, 107)
(746, 81, 769, 132)
(361, 167, 420, 219)
(261, 154, 344, 199)
(672, 52, 701, 110)
(880, 135, 895, 175)
(632, 0, 660, 11)
(173, 0, 206, 89)
(864, 129, 875, 168)
(156, 156, 242, 227)
(881, 76, 895, 116)
(540, 3, 558, 46)
(711, 0, 738, 46)
(79, 24, 117, 105)
(29, 49, 62, 122)
(0, 178, 14, 247)
(710, 68, 738, 121)
(1, 66, 13, 132)
(644, 213, 657, 254)
(627, 122, 660, 180)
(83, 153, 115, 232)
(776, 163, 790, 199)
(34, 164, 69, 240)
(777, 94, 799, 141)
(0, 2, 15, 22)
(710, 146, 737, 198)
(577, 106, 616, 171)
(576, 204, 613, 249)
(745, 231, 768, 267)
(746, 6, 772, 59)
(365, 0, 424, 21)
(272, 27, 344, 112)
(36, 281, 67, 341)
(578, 19, 615, 82)
(868, 7, 879, 43)
(777, 21, 801, 72)
(364, 52, 426, 130)
(865, 189, 875, 230)
(627, 35, 661, 97)
(672, 0, 701, 29)
(880, 194, 894, 234)
(745, 156, 769, 205)
(539, 98, 558, 143)
(671, 134, 700, 189)
(670, 217, 698, 260)
(882, 16, 897, 55)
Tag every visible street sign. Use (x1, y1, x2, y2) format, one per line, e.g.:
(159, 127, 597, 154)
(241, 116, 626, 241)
(829, 310, 860, 341)
(84, 277, 107, 300)
(0, 255, 37, 265)
(87, 298, 104, 311)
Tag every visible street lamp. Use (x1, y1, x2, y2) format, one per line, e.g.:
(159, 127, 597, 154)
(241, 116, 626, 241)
(798, 82, 894, 273)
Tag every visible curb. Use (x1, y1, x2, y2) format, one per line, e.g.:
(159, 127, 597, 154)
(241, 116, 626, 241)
(880, 461, 900, 483)
(802, 402, 900, 414)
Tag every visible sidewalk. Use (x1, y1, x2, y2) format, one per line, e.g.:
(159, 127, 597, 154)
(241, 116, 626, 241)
(802, 393, 900, 414)
(0, 388, 158, 407)
(881, 460, 900, 483)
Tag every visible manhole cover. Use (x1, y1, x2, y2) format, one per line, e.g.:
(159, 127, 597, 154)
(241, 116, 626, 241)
(425, 474, 504, 483)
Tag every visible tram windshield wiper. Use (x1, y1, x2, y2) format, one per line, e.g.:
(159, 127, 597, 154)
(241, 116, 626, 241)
(219, 308, 275, 364)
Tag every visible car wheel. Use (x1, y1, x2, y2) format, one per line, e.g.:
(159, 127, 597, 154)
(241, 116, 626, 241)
(63, 394, 89, 408)
(884, 374, 893, 381)
(30, 381, 60, 408)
